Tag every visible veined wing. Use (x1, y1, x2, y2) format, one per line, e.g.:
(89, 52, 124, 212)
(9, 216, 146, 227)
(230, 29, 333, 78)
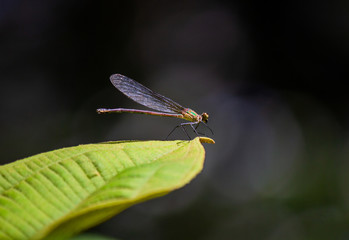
(110, 74, 184, 114)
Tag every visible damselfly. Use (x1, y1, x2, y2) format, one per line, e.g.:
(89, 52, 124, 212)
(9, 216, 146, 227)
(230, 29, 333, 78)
(97, 74, 212, 139)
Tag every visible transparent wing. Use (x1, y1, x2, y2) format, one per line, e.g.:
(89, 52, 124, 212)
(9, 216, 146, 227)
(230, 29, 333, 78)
(110, 74, 184, 114)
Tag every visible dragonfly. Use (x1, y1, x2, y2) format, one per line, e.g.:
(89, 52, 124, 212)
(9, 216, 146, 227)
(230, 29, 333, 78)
(97, 74, 212, 139)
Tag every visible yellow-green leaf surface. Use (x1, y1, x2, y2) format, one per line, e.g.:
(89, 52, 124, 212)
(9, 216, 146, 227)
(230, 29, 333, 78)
(0, 137, 214, 240)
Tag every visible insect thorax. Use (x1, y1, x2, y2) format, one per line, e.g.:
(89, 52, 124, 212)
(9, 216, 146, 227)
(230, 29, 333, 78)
(181, 108, 202, 122)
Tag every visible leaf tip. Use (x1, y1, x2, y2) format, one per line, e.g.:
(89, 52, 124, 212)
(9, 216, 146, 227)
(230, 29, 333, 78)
(198, 137, 215, 144)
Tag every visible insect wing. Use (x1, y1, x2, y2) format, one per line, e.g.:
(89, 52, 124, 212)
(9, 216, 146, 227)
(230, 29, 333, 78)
(110, 74, 184, 114)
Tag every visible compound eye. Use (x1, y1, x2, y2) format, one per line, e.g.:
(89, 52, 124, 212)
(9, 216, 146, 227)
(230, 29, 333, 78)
(202, 113, 209, 121)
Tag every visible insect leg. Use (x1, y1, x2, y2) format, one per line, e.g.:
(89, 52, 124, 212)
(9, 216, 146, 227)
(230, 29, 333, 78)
(192, 122, 207, 136)
(180, 122, 200, 136)
(166, 124, 191, 140)
(180, 124, 191, 139)
(166, 125, 180, 140)
(195, 122, 200, 130)
(202, 122, 214, 135)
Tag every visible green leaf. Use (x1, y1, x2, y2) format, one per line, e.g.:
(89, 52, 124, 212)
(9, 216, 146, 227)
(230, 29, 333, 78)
(0, 137, 214, 240)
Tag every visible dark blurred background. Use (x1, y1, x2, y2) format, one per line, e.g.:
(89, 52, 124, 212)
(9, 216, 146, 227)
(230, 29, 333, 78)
(1, 0, 349, 239)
